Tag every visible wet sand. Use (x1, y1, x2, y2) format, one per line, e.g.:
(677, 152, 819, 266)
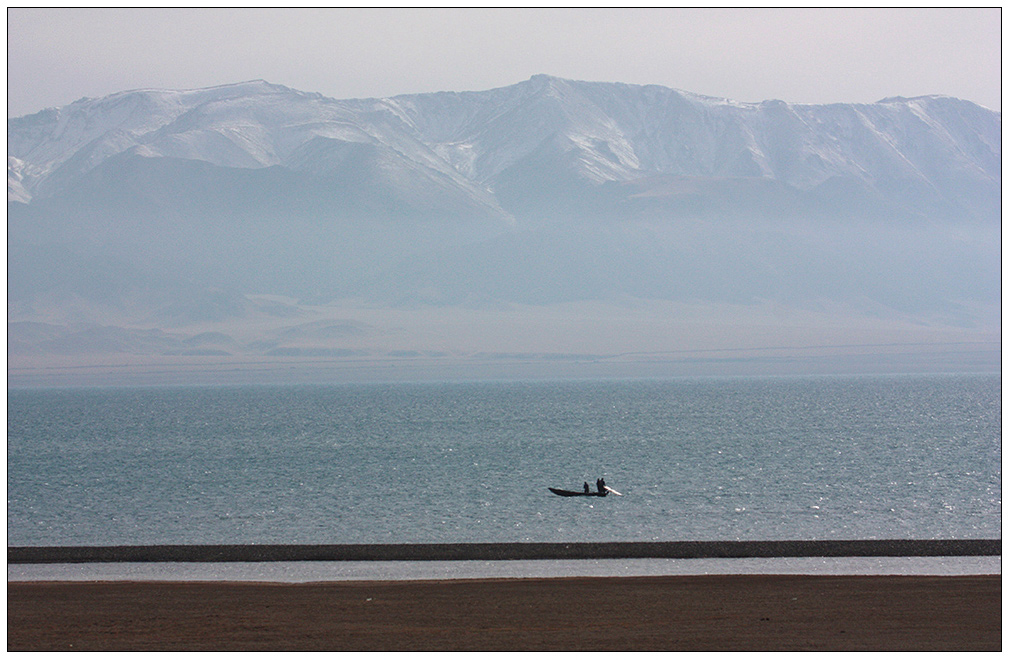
(7, 574, 1000, 651)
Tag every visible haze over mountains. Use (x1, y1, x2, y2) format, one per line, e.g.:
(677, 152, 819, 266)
(8, 76, 1000, 384)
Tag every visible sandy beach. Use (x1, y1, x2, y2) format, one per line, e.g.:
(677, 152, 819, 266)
(7, 574, 1000, 651)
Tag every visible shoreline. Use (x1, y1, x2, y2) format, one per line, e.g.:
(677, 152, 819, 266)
(9, 556, 1001, 585)
(8, 574, 1001, 651)
(8, 539, 1001, 564)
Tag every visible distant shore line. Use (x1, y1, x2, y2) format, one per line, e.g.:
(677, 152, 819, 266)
(8, 539, 1000, 564)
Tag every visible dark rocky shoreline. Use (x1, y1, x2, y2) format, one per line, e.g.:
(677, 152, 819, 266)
(8, 539, 1000, 563)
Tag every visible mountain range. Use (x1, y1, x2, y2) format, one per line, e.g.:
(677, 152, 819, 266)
(7, 75, 1001, 383)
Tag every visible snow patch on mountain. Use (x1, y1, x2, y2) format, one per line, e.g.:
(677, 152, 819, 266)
(7, 157, 31, 203)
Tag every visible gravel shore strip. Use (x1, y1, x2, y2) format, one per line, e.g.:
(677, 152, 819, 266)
(8, 539, 1000, 563)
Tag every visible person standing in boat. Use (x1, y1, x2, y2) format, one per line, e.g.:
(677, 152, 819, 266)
(596, 477, 606, 494)
(583, 482, 590, 493)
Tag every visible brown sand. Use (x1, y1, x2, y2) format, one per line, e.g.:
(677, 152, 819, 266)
(7, 575, 1000, 651)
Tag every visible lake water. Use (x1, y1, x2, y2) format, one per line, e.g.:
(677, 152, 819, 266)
(8, 556, 1000, 583)
(7, 374, 1001, 547)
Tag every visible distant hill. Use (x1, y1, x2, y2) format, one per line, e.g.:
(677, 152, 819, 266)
(7, 76, 1000, 381)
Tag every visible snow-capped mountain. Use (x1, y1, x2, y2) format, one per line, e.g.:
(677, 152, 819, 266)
(7, 76, 1001, 369)
(8, 80, 508, 222)
(9, 75, 1000, 221)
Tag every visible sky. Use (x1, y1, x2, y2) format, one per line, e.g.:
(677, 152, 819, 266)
(6, 8, 1002, 118)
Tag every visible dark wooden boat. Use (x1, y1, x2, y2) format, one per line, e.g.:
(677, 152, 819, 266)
(549, 487, 608, 497)
(549, 486, 623, 497)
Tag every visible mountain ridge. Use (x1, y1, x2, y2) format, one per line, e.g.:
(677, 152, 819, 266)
(7, 76, 1000, 381)
(9, 75, 1000, 221)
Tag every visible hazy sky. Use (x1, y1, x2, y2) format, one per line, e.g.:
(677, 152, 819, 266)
(7, 8, 1002, 117)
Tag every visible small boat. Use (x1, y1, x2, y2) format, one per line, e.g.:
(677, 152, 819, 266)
(549, 487, 607, 497)
(549, 486, 623, 497)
